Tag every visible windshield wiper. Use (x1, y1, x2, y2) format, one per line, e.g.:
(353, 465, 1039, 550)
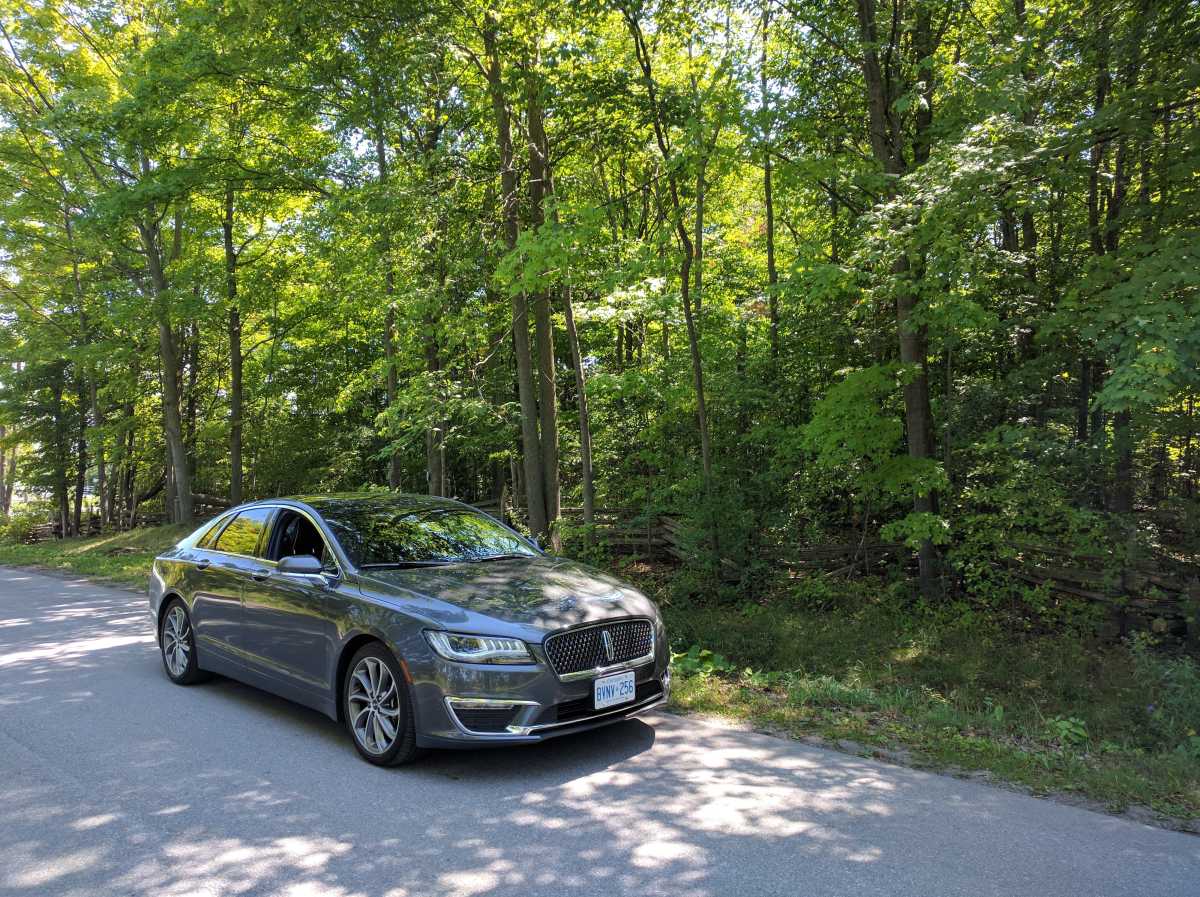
(472, 553, 532, 563)
(360, 560, 451, 569)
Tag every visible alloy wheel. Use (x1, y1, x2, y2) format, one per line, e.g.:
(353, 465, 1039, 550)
(162, 605, 191, 678)
(347, 656, 401, 754)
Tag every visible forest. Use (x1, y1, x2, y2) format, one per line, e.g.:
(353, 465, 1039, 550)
(0, 0, 1198, 811)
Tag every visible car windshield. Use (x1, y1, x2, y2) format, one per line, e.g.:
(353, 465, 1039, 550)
(318, 503, 537, 567)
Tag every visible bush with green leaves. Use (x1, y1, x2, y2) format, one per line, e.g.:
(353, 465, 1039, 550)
(1046, 716, 1090, 749)
(802, 364, 950, 551)
(0, 502, 55, 545)
(671, 645, 736, 678)
(947, 424, 1115, 623)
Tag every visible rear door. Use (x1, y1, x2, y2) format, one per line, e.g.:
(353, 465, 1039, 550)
(190, 506, 273, 660)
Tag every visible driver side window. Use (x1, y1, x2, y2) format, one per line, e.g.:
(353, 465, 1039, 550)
(270, 510, 336, 573)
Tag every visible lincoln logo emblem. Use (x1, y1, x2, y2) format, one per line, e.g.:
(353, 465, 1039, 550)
(601, 630, 615, 663)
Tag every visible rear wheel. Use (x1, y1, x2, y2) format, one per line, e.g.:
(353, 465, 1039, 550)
(343, 643, 421, 766)
(159, 599, 207, 685)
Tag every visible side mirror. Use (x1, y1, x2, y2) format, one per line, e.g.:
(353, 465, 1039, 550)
(278, 554, 324, 576)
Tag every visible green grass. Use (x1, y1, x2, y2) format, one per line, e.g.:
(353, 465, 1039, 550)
(0, 524, 192, 587)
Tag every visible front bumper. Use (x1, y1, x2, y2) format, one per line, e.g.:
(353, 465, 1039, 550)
(412, 654, 671, 749)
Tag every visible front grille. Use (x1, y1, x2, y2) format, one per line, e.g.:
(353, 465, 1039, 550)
(453, 706, 518, 733)
(535, 678, 663, 726)
(543, 619, 654, 677)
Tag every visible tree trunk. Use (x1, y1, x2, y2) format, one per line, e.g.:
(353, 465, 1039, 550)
(371, 85, 402, 490)
(680, 254, 711, 492)
(1183, 396, 1196, 499)
(4, 447, 14, 515)
(52, 369, 69, 536)
(1077, 357, 1092, 442)
(855, 0, 941, 597)
(1092, 4, 1144, 509)
(118, 399, 135, 528)
(564, 286, 594, 536)
(224, 183, 244, 505)
(164, 429, 176, 525)
(0, 437, 13, 517)
(527, 63, 559, 540)
(140, 216, 194, 524)
(90, 381, 107, 525)
(762, 1, 779, 358)
(896, 258, 939, 594)
(73, 375, 86, 535)
(425, 304, 444, 496)
(623, 10, 715, 506)
(184, 320, 199, 485)
(693, 157, 705, 312)
(1112, 410, 1135, 512)
(1014, 0, 1039, 364)
(485, 23, 547, 539)
(944, 346, 953, 472)
(0, 425, 7, 517)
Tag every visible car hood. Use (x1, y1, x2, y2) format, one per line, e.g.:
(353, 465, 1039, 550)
(356, 555, 658, 637)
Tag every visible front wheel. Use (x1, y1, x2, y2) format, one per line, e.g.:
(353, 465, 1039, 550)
(159, 599, 207, 685)
(343, 643, 421, 766)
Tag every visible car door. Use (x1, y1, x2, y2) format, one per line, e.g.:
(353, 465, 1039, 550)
(178, 513, 233, 652)
(190, 506, 273, 660)
(239, 508, 348, 694)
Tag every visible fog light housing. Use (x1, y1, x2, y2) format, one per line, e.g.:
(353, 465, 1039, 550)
(445, 697, 537, 735)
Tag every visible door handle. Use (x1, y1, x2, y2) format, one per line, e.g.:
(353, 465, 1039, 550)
(195, 559, 210, 570)
(251, 568, 270, 581)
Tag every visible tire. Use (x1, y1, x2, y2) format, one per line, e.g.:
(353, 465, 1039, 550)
(342, 642, 422, 766)
(158, 599, 208, 685)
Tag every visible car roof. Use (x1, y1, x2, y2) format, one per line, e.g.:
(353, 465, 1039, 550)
(275, 492, 470, 515)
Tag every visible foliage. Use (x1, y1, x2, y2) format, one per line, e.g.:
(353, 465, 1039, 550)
(1046, 716, 1090, 749)
(0, 502, 55, 546)
(670, 644, 735, 678)
(948, 425, 1115, 623)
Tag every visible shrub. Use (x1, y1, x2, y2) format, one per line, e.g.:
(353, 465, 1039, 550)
(671, 645, 735, 678)
(1129, 634, 1200, 754)
(948, 424, 1114, 626)
(0, 502, 54, 545)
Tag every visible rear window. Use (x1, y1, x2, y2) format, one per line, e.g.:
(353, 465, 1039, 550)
(212, 507, 272, 557)
(196, 515, 230, 549)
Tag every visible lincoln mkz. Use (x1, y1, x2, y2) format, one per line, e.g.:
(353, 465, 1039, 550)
(148, 493, 670, 764)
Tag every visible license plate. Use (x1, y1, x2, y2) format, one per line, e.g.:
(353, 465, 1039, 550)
(594, 670, 636, 710)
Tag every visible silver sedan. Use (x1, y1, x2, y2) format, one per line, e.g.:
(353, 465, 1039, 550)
(149, 493, 670, 765)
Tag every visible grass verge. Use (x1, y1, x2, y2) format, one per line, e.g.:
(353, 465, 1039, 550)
(0, 525, 191, 588)
(628, 564, 1200, 825)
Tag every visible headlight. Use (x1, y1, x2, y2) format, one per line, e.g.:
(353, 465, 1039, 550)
(425, 631, 533, 665)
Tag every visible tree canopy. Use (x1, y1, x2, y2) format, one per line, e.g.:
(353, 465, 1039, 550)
(1, 0, 1197, 603)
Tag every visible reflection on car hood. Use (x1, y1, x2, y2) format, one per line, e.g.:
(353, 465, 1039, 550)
(357, 555, 657, 635)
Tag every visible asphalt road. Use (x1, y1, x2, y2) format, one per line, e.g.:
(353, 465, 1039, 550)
(1, 567, 1197, 897)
